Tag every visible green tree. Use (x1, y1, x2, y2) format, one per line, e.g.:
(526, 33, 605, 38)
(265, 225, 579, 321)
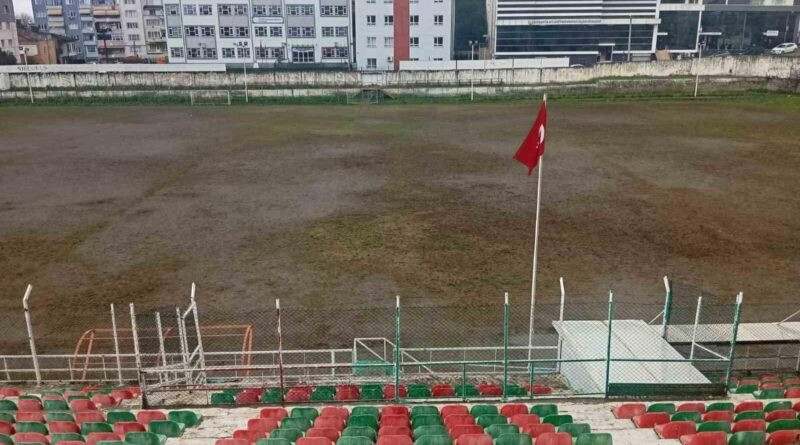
(454, 0, 487, 54)
(0, 51, 17, 65)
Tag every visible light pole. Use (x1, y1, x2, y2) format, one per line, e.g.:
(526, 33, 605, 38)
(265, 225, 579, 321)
(19, 47, 33, 104)
(468, 40, 477, 60)
(627, 15, 633, 62)
(234, 41, 249, 103)
(694, 31, 704, 98)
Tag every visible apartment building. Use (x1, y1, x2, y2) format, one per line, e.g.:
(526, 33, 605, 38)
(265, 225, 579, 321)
(0, 0, 19, 62)
(165, 0, 352, 66)
(354, 0, 454, 70)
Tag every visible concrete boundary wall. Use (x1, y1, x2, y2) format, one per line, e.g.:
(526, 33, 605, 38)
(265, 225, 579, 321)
(1, 56, 798, 92)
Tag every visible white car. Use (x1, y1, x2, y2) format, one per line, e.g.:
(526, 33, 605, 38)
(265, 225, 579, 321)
(771, 42, 798, 55)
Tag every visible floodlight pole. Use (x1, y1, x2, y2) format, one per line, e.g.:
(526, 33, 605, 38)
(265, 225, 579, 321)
(110, 303, 123, 385)
(604, 291, 614, 396)
(394, 295, 401, 402)
(22, 284, 41, 385)
(661, 276, 672, 338)
(724, 292, 743, 389)
(502, 292, 509, 401)
(689, 296, 703, 360)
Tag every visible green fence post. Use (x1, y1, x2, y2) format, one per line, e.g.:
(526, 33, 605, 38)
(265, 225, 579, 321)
(725, 292, 743, 389)
(604, 291, 614, 397)
(529, 356, 535, 401)
(503, 292, 509, 402)
(461, 363, 467, 403)
(394, 295, 400, 403)
(661, 276, 672, 339)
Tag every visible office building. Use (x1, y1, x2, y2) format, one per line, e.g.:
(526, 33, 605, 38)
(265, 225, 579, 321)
(0, 0, 20, 61)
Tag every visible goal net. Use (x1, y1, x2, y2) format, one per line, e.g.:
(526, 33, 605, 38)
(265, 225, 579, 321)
(347, 89, 382, 105)
(189, 90, 232, 106)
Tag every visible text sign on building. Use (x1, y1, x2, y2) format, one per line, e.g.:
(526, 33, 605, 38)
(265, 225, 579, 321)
(763, 30, 779, 37)
(252, 16, 283, 24)
(526, 18, 602, 25)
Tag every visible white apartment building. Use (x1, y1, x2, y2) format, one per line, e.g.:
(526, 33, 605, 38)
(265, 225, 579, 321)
(354, 0, 453, 71)
(165, 0, 351, 66)
(0, 0, 19, 62)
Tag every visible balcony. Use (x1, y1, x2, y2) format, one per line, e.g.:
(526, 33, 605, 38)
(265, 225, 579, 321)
(142, 0, 162, 7)
(92, 5, 120, 16)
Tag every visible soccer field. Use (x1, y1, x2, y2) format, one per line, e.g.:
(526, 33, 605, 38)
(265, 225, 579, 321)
(1, 96, 799, 351)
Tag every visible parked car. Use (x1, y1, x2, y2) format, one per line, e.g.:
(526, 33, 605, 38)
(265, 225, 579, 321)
(771, 42, 798, 55)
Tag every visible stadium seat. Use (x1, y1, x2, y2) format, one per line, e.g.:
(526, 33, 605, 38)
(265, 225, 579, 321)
(287, 391, 312, 403)
(737, 385, 760, 394)
(444, 415, 475, 429)
(733, 420, 767, 433)
(81, 422, 113, 435)
(311, 390, 335, 402)
(761, 383, 783, 390)
(783, 388, 800, 398)
(0, 390, 20, 398)
(678, 432, 727, 445)
(469, 406, 498, 418)
(50, 432, 84, 445)
(764, 401, 792, 412)
(70, 400, 97, 412)
(292, 408, 320, 422)
(493, 433, 531, 445)
(148, 420, 184, 438)
(270, 428, 303, 443)
(348, 415, 378, 430)
(520, 423, 555, 438)
(532, 432, 572, 445)
(736, 412, 765, 422)
(499, 405, 527, 419)
(350, 407, 378, 420)
(86, 433, 121, 445)
(167, 411, 201, 428)
(0, 414, 14, 424)
(0, 434, 11, 445)
(485, 424, 518, 439)
(382, 415, 410, 428)
(281, 417, 312, 432)
(13, 432, 50, 445)
(672, 412, 702, 423)
(408, 387, 432, 399)
(767, 430, 800, 445)
(542, 415, 573, 428)
(767, 420, 800, 433)
(107, 411, 136, 425)
(18, 400, 42, 412)
(454, 434, 492, 445)
(337, 437, 373, 445)
(530, 405, 558, 418)
(633, 412, 670, 428)
(702, 411, 734, 423)
(737, 402, 764, 413)
(677, 403, 705, 413)
(655, 421, 696, 439)
(235, 429, 269, 444)
(125, 432, 166, 445)
(413, 436, 452, 445)
(503, 385, 526, 397)
(766, 410, 796, 422)
(137, 412, 166, 426)
(90, 395, 116, 409)
(361, 389, 383, 401)
(706, 402, 734, 412)
(379, 426, 411, 437)
(414, 425, 448, 439)
(612, 403, 645, 420)
(341, 426, 377, 441)
(110, 390, 133, 401)
(49, 421, 80, 434)
(315, 417, 345, 430)
(0, 401, 16, 413)
(475, 415, 506, 429)
(529, 385, 553, 395)
(454, 386, 479, 397)
(441, 406, 469, 419)
(757, 389, 785, 400)
(432, 386, 455, 398)
(44, 400, 70, 412)
(248, 419, 279, 434)
(697, 422, 731, 433)
(648, 403, 676, 414)
(381, 406, 408, 418)
(449, 425, 483, 440)
(297, 438, 333, 445)
(261, 408, 289, 421)
(307, 427, 340, 442)
(728, 431, 767, 445)
(412, 416, 443, 429)
(574, 433, 612, 445)
(322, 407, 350, 420)
(236, 392, 260, 405)
(557, 423, 591, 438)
(509, 414, 538, 428)
(384, 386, 408, 399)
(477, 385, 502, 397)
(256, 439, 290, 445)
(16, 421, 48, 435)
(17, 412, 45, 423)
(0, 421, 13, 436)
(113, 422, 145, 437)
(376, 436, 412, 445)
(411, 407, 439, 418)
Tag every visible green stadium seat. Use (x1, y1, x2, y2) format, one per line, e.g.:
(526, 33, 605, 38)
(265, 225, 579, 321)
(542, 415, 573, 427)
(672, 412, 701, 423)
(0, 414, 13, 424)
(408, 387, 431, 398)
(347, 416, 378, 430)
(222, 389, 240, 396)
(476, 415, 507, 428)
(337, 437, 373, 445)
(530, 405, 558, 418)
(82, 423, 113, 435)
(706, 402, 734, 412)
(148, 420, 185, 438)
(454, 386, 478, 397)
(557, 423, 591, 437)
(107, 411, 137, 425)
(413, 436, 452, 445)
(281, 418, 311, 431)
(341, 427, 377, 441)
(256, 439, 291, 445)
(351, 407, 380, 419)
(727, 431, 766, 445)
(412, 426, 447, 440)
(647, 403, 676, 414)
(210, 393, 235, 405)
(270, 428, 303, 442)
(50, 433, 84, 445)
(359, 389, 383, 401)
(124, 432, 166, 445)
(291, 408, 319, 422)
(411, 407, 439, 418)
(0, 435, 10, 445)
(755, 389, 784, 399)
(470, 405, 498, 418)
(310, 391, 334, 402)
(19, 395, 40, 402)
(696, 421, 731, 433)
(494, 434, 531, 445)
(44, 400, 70, 412)
(764, 401, 792, 412)
(67, 395, 89, 403)
(734, 411, 764, 422)
(503, 385, 527, 397)
(574, 433, 612, 445)
(168, 411, 202, 428)
(735, 385, 759, 394)
(16, 422, 48, 435)
(411, 416, 442, 429)
(766, 419, 800, 433)
(485, 424, 519, 439)
(47, 412, 75, 423)
(261, 391, 282, 404)
(0, 402, 16, 412)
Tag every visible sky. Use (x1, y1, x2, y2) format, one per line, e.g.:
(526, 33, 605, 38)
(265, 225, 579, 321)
(13, 0, 32, 18)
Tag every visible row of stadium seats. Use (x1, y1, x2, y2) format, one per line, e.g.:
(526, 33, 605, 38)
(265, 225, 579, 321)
(0, 388, 140, 400)
(211, 384, 554, 405)
(215, 404, 612, 445)
(729, 374, 800, 396)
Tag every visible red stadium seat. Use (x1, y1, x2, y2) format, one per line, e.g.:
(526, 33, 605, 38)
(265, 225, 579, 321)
(450, 425, 484, 440)
(732, 419, 767, 433)
(441, 406, 470, 419)
(248, 418, 279, 434)
(137, 410, 167, 425)
(739, 380, 760, 387)
(381, 415, 410, 428)
(236, 392, 260, 405)
(16, 412, 45, 423)
(322, 407, 350, 420)
(337, 385, 359, 394)
(432, 385, 455, 398)
(75, 411, 105, 424)
(55, 441, 84, 445)
(499, 404, 528, 418)
(260, 408, 289, 421)
(233, 429, 267, 444)
(533, 432, 572, 445)
(48, 421, 80, 434)
(13, 432, 49, 445)
(376, 435, 413, 445)
(521, 423, 555, 438)
(784, 388, 800, 398)
(315, 417, 345, 430)
(216, 440, 249, 445)
(477, 385, 502, 397)
(0, 389, 20, 397)
(455, 434, 492, 445)
(766, 410, 797, 422)
(510, 414, 539, 428)
(633, 412, 670, 428)
(286, 390, 310, 403)
(767, 430, 800, 445)
(307, 428, 340, 442)
(679, 432, 728, 445)
(86, 432, 122, 445)
(783, 378, 800, 386)
(760, 375, 780, 382)
(69, 399, 97, 412)
(381, 406, 408, 417)
(444, 415, 475, 429)
(110, 390, 134, 401)
(794, 402, 800, 412)
(383, 385, 407, 399)
(334, 388, 358, 402)
(64, 391, 83, 399)
(18, 399, 42, 412)
(761, 383, 783, 390)
(297, 437, 333, 445)
(291, 386, 313, 394)
(612, 403, 646, 419)
(378, 426, 411, 437)
(90, 394, 117, 408)
(113, 422, 145, 437)
(702, 411, 734, 423)
(677, 403, 706, 414)
(656, 421, 697, 439)
(43, 395, 64, 401)
(0, 421, 14, 436)
(127, 387, 141, 397)
(736, 402, 764, 413)
(531, 385, 552, 395)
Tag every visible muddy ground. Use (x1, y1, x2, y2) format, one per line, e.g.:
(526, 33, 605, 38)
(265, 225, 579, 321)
(1, 97, 799, 354)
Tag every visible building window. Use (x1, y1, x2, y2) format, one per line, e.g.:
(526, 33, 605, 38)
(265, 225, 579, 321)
(384, 36, 393, 47)
(267, 5, 281, 15)
(321, 26, 347, 37)
(218, 4, 231, 14)
(367, 36, 376, 47)
(291, 46, 314, 62)
(256, 46, 284, 59)
(199, 4, 211, 14)
(125, 10, 138, 17)
(434, 15, 443, 25)
(67, 10, 77, 18)
(253, 4, 266, 15)
(220, 26, 233, 37)
(128, 34, 140, 41)
(201, 25, 214, 36)
(124, 0, 135, 4)
(320, 5, 346, 16)
(167, 26, 181, 37)
(384, 15, 393, 25)
(187, 47, 200, 58)
(255, 26, 268, 37)
(367, 58, 376, 69)
(410, 15, 418, 26)
(322, 26, 334, 37)
(184, 25, 198, 36)
(286, 4, 313, 15)
(165, 4, 179, 15)
(222, 47, 235, 58)
(85, 44, 97, 52)
(126, 22, 138, 29)
(434, 36, 443, 47)
(366, 15, 375, 26)
(321, 46, 348, 58)
(270, 26, 282, 37)
(287, 26, 314, 37)
(236, 47, 249, 57)
(183, 4, 196, 14)
(233, 4, 247, 15)
(235, 26, 248, 37)
(410, 36, 418, 47)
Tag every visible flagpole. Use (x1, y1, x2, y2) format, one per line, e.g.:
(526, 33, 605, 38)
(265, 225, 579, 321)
(527, 93, 546, 366)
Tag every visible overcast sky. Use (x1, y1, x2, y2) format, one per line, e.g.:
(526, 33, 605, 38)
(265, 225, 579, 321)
(13, 0, 33, 17)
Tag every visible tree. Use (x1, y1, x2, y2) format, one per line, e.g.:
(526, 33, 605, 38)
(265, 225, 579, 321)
(0, 51, 17, 65)
(16, 13, 34, 26)
(454, 0, 487, 53)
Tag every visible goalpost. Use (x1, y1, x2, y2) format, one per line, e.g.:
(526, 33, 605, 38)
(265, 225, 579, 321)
(346, 89, 382, 105)
(189, 90, 232, 106)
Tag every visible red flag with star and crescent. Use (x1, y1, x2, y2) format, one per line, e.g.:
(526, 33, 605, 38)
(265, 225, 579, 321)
(513, 101, 547, 175)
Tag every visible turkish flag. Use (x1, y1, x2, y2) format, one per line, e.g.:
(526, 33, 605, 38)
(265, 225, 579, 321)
(513, 101, 547, 175)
